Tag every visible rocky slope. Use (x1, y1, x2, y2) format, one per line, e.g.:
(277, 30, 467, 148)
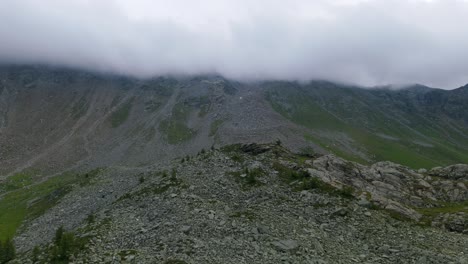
(11, 143, 468, 264)
(0, 65, 309, 179)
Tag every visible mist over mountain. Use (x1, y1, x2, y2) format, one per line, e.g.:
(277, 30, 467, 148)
(2, 0, 468, 87)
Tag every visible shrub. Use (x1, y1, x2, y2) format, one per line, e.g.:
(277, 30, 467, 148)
(273, 162, 355, 198)
(298, 146, 315, 158)
(50, 226, 87, 262)
(86, 214, 95, 224)
(336, 185, 355, 199)
(273, 162, 309, 183)
(32, 246, 40, 262)
(230, 153, 244, 163)
(0, 238, 16, 264)
(242, 167, 265, 186)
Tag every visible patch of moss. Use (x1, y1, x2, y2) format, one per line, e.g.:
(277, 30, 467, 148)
(0, 171, 35, 193)
(229, 210, 256, 221)
(220, 144, 242, 153)
(416, 201, 468, 218)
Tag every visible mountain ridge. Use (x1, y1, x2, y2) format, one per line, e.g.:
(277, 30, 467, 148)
(0, 65, 467, 179)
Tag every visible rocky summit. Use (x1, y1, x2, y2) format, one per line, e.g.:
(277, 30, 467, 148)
(0, 66, 467, 263)
(9, 143, 468, 264)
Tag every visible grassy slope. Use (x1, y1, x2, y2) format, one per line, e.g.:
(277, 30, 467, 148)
(266, 83, 468, 168)
(159, 102, 195, 144)
(0, 170, 100, 240)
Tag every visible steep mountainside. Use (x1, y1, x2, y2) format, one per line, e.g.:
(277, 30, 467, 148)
(266, 81, 468, 168)
(0, 66, 307, 179)
(1, 66, 467, 179)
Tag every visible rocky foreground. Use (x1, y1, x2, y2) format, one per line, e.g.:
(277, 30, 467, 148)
(13, 144, 468, 263)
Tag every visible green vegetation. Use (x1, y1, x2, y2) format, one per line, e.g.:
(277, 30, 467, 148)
(416, 201, 468, 226)
(244, 167, 265, 186)
(229, 210, 256, 221)
(272, 162, 354, 198)
(119, 170, 183, 201)
(181, 155, 191, 163)
(209, 119, 224, 136)
(0, 171, 34, 193)
(110, 98, 134, 127)
(139, 174, 145, 184)
(0, 169, 101, 240)
(230, 153, 244, 163)
(32, 246, 40, 263)
(50, 226, 88, 262)
(159, 103, 195, 144)
(0, 238, 16, 264)
(266, 85, 468, 168)
(164, 259, 188, 264)
(230, 167, 266, 188)
(198, 97, 211, 117)
(417, 201, 468, 216)
(220, 144, 242, 153)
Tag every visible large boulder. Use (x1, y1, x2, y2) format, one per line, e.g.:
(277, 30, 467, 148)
(429, 164, 468, 180)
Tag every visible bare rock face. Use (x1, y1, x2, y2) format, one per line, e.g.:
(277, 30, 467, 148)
(306, 154, 467, 223)
(429, 164, 468, 180)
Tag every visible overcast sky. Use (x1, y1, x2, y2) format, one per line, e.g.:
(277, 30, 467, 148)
(1, 0, 468, 88)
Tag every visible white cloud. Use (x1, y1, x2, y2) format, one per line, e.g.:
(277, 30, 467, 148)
(1, 0, 468, 88)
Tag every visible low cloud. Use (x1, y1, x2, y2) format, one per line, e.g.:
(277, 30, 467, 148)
(1, 0, 468, 88)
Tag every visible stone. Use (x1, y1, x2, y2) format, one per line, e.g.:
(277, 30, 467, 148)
(180, 225, 192, 234)
(312, 238, 324, 254)
(418, 168, 427, 174)
(271, 240, 299, 252)
(331, 208, 349, 217)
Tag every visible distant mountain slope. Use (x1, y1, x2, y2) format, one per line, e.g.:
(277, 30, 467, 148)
(0, 65, 467, 178)
(0, 65, 305, 178)
(265, 81, 468, 168)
